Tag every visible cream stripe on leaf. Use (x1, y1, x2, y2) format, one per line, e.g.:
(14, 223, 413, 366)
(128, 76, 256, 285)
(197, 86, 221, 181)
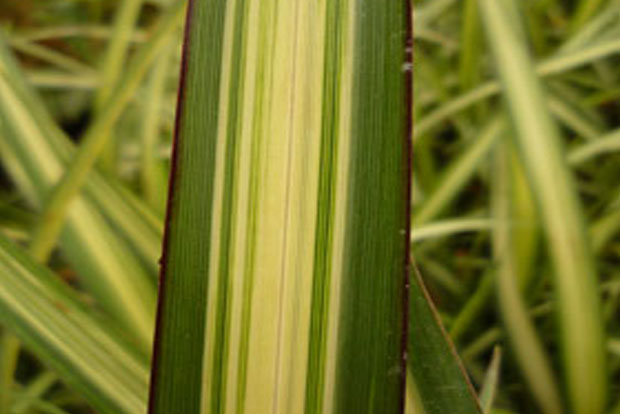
(149, 0, 409, 413)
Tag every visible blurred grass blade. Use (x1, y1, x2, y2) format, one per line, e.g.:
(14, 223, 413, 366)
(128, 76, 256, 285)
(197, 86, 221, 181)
(24, 71, 98, 89)
(479, 0, 607, 412)
(449, 138, 539, 344)
(459, 0, 482, 91)
(5, 37, 96, 75)
(95, 0, 144, 110)
(504, 142, 539, 293)
(572, 0, 606, 32)
(561, 0, 620, 53)
(11, 371, 58, 414)
(141, 44, 173, 214)
(415, 35, 620, 140)
(589, 208, 620, 252)
(95, 0, 144, 171)
(411, 218, 492, 243)
(0, 234, 148, 414)
(0, 37, 156, 351)
(449, 268, 494, 343)
(27, 0, 185, 265)
(407, 266, 482, 414)
(413, 0, 457, 28)
(568, 128, 620, 164)
(149, 0, 410, 413)
(0, 44, 165, 268)
(547, 94, 602, 141)
(479, 346, 501, 413)
(0, 333, 19, 414)
(491, 144, 563, 414)
(414, 116, 503, 225)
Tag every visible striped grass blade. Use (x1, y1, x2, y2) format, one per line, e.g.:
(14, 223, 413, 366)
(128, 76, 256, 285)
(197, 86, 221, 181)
(149, 0, 411, 413)
(0, 39, 155, 353)
(0, 234, 149, 414)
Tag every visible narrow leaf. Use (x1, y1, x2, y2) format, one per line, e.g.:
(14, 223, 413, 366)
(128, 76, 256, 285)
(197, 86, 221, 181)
(94, 0, 144, 171)
(149, 0, 410, 413)
(0, 333, 19, 414)
(479, 346, 501, 413)
(0, 39, 156, 350)
(571, 0, 606, 32)
(413, 116, 503, 225)
(415, 34, 620, 140)
(0, 234, 149, 414)
(407, 266, 482, 414)
(411, 218, 492, 243)
(27, 0, 184, 264)
(479, 1, 607, 412)
(492, 143, 563, 414)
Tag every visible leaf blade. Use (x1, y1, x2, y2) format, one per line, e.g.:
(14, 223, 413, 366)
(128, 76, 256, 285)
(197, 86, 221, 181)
(478, 0, 608, 412)
(407, 266, 483, 414)
(149, 0, 410, 413)
(0, 234, 149, 414)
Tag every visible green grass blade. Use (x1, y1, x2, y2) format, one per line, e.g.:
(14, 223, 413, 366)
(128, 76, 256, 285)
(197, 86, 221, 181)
(491, 143, 563, 414)
(568, 128, 620, 164)
(12, 24, 147, 43)
(23, 71, 98, 89)
(479, 1, 607, 412)
(95, 0, 144, 171)
(2, 31, 165, 270)
(571, 0, 606, 32)
(5, 37, 96, 75)
(505, 144, 540, 293)
(449, 130, 618, 345)
(0, 37, 156, 351)
(12, 371, 58, 414)
(547, 94, 602, 141)
(149, 0, 410, 412)
(449, 140, 539, 346)
(459, 0, 482, 91)
(415, 35, 620, 140)
(413, 0, 458, 29)
(449, 268, 494, 343)
(140, 45, 173, 215)
(589, 208, 620, 252)
(560, 0, 620, 53)
(411, 218, 492, 243)
(0, 234, 149, 414)
(0, 333, 19, 414)
(95, 0, 144, 110)
(407, 266, 482, 414)
(479, 346, 501, 413)
(414, 116, 503, 225)
(27, 0, 184, 263)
